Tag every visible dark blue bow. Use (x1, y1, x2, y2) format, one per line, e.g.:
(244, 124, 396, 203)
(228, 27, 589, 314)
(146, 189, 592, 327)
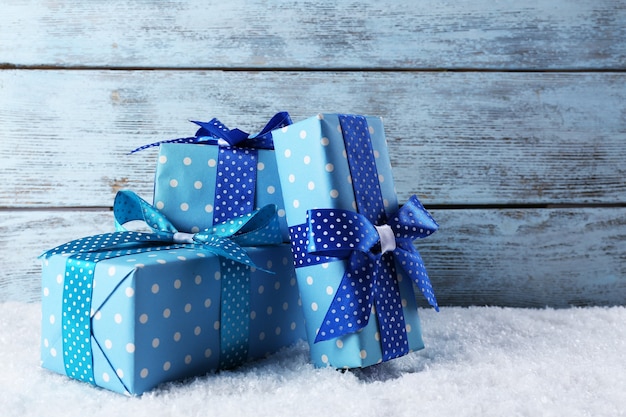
(130, 112, 292, 153)
(304, 195, 439, 347)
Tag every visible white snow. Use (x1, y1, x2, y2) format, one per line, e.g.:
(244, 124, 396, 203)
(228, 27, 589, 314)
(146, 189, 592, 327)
(1, 302, 625, 417)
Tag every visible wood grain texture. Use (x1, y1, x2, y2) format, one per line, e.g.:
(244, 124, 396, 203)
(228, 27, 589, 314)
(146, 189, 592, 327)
(1, 1, 625, 308)
(2, 0, 625, 70)
(0, 211, 113, 303)
(1, 70, 625, 207)
(4, 208, 624, 305)
(422, 208, 626, 308)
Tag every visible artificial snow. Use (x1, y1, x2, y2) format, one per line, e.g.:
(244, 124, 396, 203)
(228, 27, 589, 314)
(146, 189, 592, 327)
(1, 302, 624, 417)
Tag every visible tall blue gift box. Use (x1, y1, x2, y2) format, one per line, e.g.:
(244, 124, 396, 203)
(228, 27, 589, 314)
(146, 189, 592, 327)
(40, 191, 306, 395)
(272, 114, 439, 369)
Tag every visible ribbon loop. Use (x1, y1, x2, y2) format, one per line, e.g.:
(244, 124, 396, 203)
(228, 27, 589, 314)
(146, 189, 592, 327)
(387, 195, 439, 241)
(306, 209, 379, 258)
(113, 189, 178, 234)
(192, 119, 251, 146)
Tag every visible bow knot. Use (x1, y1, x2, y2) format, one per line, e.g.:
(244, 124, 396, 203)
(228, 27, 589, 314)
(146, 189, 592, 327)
(172, 232, 195, 244)
(374, 224, 396, 254)
(192, 111, 292, 149)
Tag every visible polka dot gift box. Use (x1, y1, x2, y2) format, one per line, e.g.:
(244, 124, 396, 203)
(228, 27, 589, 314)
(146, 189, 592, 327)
(272, 114, 439, 369)
(150, 113, 292, 242)
(40, 191, 305, 395)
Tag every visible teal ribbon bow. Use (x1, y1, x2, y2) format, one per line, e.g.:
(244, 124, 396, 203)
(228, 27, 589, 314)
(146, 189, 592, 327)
(43, 190, 283, 269)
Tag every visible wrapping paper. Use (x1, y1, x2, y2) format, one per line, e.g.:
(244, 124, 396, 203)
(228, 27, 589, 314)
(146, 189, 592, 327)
(154, 143, 289, 241)
(152, 115, 291, 242)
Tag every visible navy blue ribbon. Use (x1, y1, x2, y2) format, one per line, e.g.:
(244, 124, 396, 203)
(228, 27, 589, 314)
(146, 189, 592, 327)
(129, 111, 292, 153)
(291, 115, 438, 362)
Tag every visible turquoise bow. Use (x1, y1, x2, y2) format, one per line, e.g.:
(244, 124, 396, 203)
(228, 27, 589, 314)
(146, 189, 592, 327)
(42, 190, 283, 271)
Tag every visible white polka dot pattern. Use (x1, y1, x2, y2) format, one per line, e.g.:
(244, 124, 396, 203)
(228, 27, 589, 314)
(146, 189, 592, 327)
(153, 143, 290, 241)
(62, 257, 96, 384)
(147, 114, 292, 241)
(285, 115, 410, 361)
(41, 243, 306, 395)
(339, 115, 386, 225)
(40, 189, 301, 391)
(272, 113, 437, 368)
(214, 147, 257, 224)
(218, 259, 250, 369)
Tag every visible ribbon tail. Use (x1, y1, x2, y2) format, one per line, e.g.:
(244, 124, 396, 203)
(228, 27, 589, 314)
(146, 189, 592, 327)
(40, 231, 174, 259)
(371, 254, 410, 361)
(128, 136, 201, 154)
(395, 243, 439, 311)
(314, 252, 374, 343)
(193, 236, 272, 274)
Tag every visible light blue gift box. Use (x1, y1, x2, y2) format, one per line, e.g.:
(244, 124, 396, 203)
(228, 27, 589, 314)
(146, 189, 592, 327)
(41, 243, 305, 395)
(272, 114, 432, 369)
(151, 115, 291, 242)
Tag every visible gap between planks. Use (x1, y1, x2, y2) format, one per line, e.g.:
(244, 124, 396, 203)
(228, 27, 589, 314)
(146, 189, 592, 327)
(2, 203, 625, 212)
(1, 65, 626, 73)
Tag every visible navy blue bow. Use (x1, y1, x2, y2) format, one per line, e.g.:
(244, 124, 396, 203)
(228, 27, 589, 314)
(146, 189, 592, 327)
(304, 195, 439, 348)
(130, 112, 292, 153)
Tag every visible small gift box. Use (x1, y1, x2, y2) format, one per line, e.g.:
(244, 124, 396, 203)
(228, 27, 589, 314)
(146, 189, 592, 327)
(272, 114, 439, 368)
(40, 191, 305, 395)
(134, 112, 292, 242)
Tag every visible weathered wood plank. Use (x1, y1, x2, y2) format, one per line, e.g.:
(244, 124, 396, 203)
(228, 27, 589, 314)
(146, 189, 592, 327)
(2, 0, 625, 70)
(1, 70, 624, 207)
(0, 210, 113, 303)
(3, 208, 624, 306)
(421, 208, 626, 308)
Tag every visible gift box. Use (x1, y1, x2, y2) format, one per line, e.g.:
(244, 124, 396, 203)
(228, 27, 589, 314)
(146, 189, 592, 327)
(272, 114, 439, 368)
(40, 191, 305, 395)
(143, 113, 292, 242)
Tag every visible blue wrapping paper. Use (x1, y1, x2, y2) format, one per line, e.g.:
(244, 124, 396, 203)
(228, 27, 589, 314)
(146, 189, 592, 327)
(40, 191, 305, 395)
(272, 114, 437, 368)
(150, 114, 292, 242)
(41, 245, 304, 395)
(154, 143, 289, 241)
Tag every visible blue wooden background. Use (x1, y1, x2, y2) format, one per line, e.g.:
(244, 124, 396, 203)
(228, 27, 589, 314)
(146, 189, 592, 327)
(1, 0, 625, 306)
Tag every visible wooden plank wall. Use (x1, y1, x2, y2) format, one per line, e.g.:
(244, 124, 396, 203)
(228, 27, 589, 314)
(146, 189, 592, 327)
(1, 0, 625, 307)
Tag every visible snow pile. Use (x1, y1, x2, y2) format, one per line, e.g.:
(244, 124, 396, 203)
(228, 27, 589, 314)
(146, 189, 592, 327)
(1, 302, 624, 417)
